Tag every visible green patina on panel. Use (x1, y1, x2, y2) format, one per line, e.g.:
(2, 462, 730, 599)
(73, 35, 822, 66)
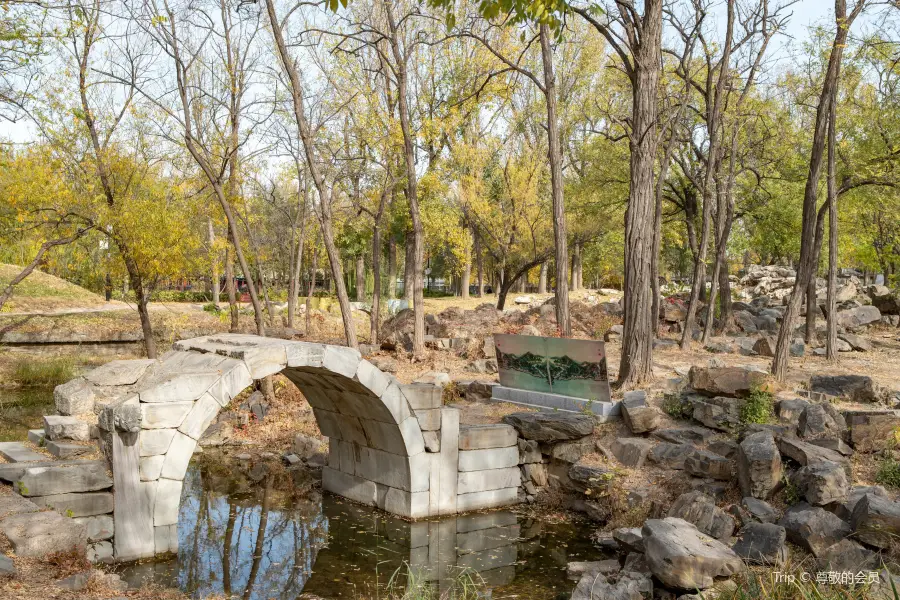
(494, 334, 611, 402)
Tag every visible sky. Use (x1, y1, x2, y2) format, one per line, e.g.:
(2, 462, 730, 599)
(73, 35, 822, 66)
(1, 1, 881, 146)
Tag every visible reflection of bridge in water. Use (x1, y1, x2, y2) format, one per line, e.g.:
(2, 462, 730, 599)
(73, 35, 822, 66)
(121, 463, 601, 599)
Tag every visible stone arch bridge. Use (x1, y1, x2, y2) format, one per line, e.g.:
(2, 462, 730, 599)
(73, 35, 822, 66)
(44, 334, 522, 562)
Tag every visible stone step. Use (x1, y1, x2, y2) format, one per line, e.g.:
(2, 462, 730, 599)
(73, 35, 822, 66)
(0, 442, 46, 463)
(27, 430, 45, 446)
(46, 441, 94, 459)
(14, 460, 112, 497)
(43, 416, 91, 442)
(0, 459, 87, 483)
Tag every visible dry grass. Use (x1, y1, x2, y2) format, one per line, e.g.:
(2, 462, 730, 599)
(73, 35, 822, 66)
(0, 264, 104, 312)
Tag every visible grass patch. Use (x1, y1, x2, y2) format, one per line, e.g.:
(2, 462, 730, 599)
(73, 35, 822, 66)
(377, 562, 485, 600)
(877, 453, 900, 490)
(662, 393, 692, 419)
(0, 263, 101, 310)
(740, 387, 774, 425)
(11, 357, 75, 387)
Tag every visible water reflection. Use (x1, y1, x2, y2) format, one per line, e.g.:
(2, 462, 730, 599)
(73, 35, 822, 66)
(120, 458, 604, 599)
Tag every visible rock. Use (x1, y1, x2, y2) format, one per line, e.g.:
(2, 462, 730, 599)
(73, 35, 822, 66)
(652, 426, 716, 445)
(292, 434, 320, 460)
(567, 560, 622, 580)
(199, 422, 233, 447)
(731, 523, 788, 565)
(56, 570, 92, 591)
(413, 371, 450, 386)
(776, 435, 848, 467)
(835, 305, 881, 329)
(667, 491, 735, 540)
(779, 503, 851, 557)
(798, 403, 846, 440)
(737, 431, 783, 499)
(621, 391, 659, 434)
(502, 412, 594, 442)
(790, 339, 806, 357)
(733, 311, 758, 333)
(839, 333, 873, 352)
(648, 442, 695, 470)
(809, 374, 883, 402)
(776, 397, 810, 424)
(43, 415, 91, 442)
(689, 396, 744, 431)
(613, 527, 645, 553)
(368, 356, 398, 373)
(0, 510, 87, 557)
(522, 463, 548, 487)
(752, 336, 777, 357)
(792, 462, 849, 506)
(464, 359, 498, 374)
(684, 449, 733, 481)
(547, 436, 593, 464)
(642, 518, 745, 590)
(688, 365, 769, 397)
(850, 494, 900, 549)
(809, 437, 853, 456)
(570, 571, 648, 600)
(707, 440, 738, 460)
(568, 463, 615, 496)
(817, 539, 879, 572)
(0, 554, 15, 578)
(15, 461, 112, 496)
(691, 479, 728, 500)
(827, 485, 890, 521)
(742, 497, 780, 523)
(54, 379, 96, 416)
(518, 439, 541, 463)
(846, 412, 900, 452)
(611, 438, 654, 468)
(870, 286, 900, 315)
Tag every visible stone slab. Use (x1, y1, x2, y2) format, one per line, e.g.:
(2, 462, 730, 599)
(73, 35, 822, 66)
(178, 393, 220, 440)
(0, 442, 46, 463)
(458, 447, 519, 472)
(16, 461, 112, 496)
(27, 429, 45, 445)
(43, 415, 91, 442)
(112, 431, 156, 561)
(414, 408, 442, 431)
(456, 487, 519, 512)
(401, 384, 444, 410)
(85, 359, 156, 386)
(458, 425, 517, 450)
(153, 478, 183, 526)
(155, 524, 178, 554)
(458, 467, 521, 494)
(159, 432, 196, 480)
(429, 408, 459, 517)
(322, 467, 377, 506)
(31, 492, 114, 517)
(73, 514, 114, 541)
(140, 429, 177, 457)
(0, 510, 86, 557)
(141, 402, 193, 429)
(0, 493, 40, 518)
(46, 441, 93, 459)
(491, 385, 620, 417)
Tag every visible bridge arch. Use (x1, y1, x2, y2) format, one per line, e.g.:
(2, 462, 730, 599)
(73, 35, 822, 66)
(74, 334, 460, 561)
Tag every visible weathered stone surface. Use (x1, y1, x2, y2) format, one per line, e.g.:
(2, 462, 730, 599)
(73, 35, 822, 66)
(648, 442, 695, 470)
(153, 478, 183, 526)
(46, 441, 92, 459)
(688, 365, 769, 398)
(54, 378, 95, 416)
(707, 440, 738, 460)
(457, 467, 521, 494)
(30, 491, 113, 517)
(85, 359, 155, 386)
(798, 403, 846, 440)
(0, 442, 45, 463)
(501, 412, 594, 442)
(611, 437, 654, 468)
(0, 554, 15, 577)
(742, 497, 780, 523)
(0, 510, 86, 557)
(16, 461, 112, 496)
(518, 439, 541, 463)
(458, 447, 519, 472)
(835, 305, 881, 329)
(568, 463, 615, 495)
(684, 449, 733, 481)
(779, 503, 851, 557)
(458, 424, 517, 450)
(139, 428, 176, 457)
(737, 431, 782, 499)
(776, 435, 848, 467)
(689, 396, 744, 432)
(642, 518, 745, 590)
(827, 485, 889, 521)
(809, 375, 882, 402)
(522, 463, 548, 487)
(817, 539, 879, 572)
(839, 333, 874, 352)
(667, 491, 735, 540)
(810, 437, 853, 456)
(546, 436, 593, 464)
(43, 415, 91, 442)
(98, 394, 141, 433)
(850, 494, 900, 549)
(73, 514, 114, 541)
(140, 402, 193, 429)
(160, 432, 197, 480)
(652, 426, 716, 445)
(621, 391, 659, 434)
(777, 397, 810, 423)
(571, 571, 649, 600)
(731, 523, 788, 565)
(613, 527, 644, 553)
(847, 412, 900, 452)
(793, 462, 849, 506)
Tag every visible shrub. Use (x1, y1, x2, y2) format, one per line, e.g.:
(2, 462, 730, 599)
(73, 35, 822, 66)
(662, 393, 691, 419)
(877, 455, 900, 490)
(12, 357, 75, 387)
(740, 387, 774, 424)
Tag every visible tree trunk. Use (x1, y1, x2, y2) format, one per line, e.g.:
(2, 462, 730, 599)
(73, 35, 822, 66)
(125, 257, 157, 359)
(475, 230, 484, 297)
(538, 262, 548, 294)
(209, 217, 219, 305)
(403, 230, 415, 302)
(540, 23, 570, 336)
(461, 259, 471, 299)
(825, 82, 839, 361)
(306, 247, 317, 337)
(717, 258, 732, 332)
(805, 275, 818, 345)
(571, 242, 582, 291)
(287, 176, 308, 329)
(355, 255, 365, 302)
(225, 241, 238, 331)
(617, 0, 663, 386)
(772, 0, 858, 380)
(388, 237, 397, 299)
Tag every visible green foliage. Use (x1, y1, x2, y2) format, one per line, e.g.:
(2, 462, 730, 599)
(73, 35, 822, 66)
(740, 388, 774, 425)
(876, 456, 900, 490)
(150, 290, 212, 303)
(662, 393, 692, 420)
(12, 357, 75, 387)
(781, 475, 801, 506)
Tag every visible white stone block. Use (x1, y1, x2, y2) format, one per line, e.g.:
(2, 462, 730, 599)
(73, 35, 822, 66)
(423, 431, 440, 453)
(85, 359, 155, 386)
(456, 487, 519, 512)
(356, 360, 391, 397)
(429, 408, 459, 517)
(139, 372, 220, 403)
(43, 415, 91, 441)
(458, 424, 517, 450)
(322, 345, 361, 378)
(414, 408, 441, 431)
(54, 378, 96, 416)
(140, 429, 177, 457)
(380, 383, 413, 425)
(322, 467, 377, 506)
(113, 431, 156, 562)
(153, 478, 183, 526)
(361, 417, 425, 457)
(237, 344, 287, 378)
(155, 524, 178, 554)
(384, 487, 430, 519)
(458, 447, 519, 472)
(285, 342, 326, 368)
(73, 514, 114, 541)
(141, 402, 193, 429)
(178, 393, 220, 440)
(312, 408, 343, 440)
(159, 432, 196, 480)
(401, 384, 443, 410)
(206, 361, 252, 407)
(140, 455, 165, 481)
(457, 467, 521, 494)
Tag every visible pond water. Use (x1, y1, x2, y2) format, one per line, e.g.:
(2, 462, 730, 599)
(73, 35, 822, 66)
(119, 457, 607, 599)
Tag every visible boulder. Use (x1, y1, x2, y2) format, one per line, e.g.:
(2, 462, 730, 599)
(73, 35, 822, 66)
(870, 286, 900, 315)
(839, 333, 873, 352)
(0, 554, 15, 578)
(835, 305, 881, 329)
(684, 449, 733, 481)
(809, 437, 853, 456)
(689, 396, 744, 432)
(502, 412, 594, 442)
(737, 431, 782, 499)
(652, 426, 716, 445)
(826, 485, 890, 521)
(642, 518, 745, 590)
(846, 412, 900, 452)
(547, 436, 593, 464)
(292, 434, 321, 461)
(464, 358, 498, 374)
(707, 439, 738, 460)
(817, 539, 879, 572)
(809, 374, 883, 402)
(779, 503, 851, 557)
(43, 416, 91, 442)
(731, 523, 788, 565)
(613, 527, 644, 553)
(611, 438, 654, 469)
(570, 571, 649, 600)
(776, 435, 848, 467)
(797, 403, 846, 440)
(733, 311, 758, 333)
(688, 365, 769, 398)
(753, 336, 777, 357)
(667, 492, 735, 540)
(621, 391, 659, 434)
(53, 379, 96, 416)
(742, 497, 780, 524)
(568, 463, 616, 496)
(776, 397, 810, 424)
(792, 461, 849, 506)
(850, 494, 900, 549)
(648, 442, 695, 470)
(0, 510, 87, 557)
(836, 283, 858, 303)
